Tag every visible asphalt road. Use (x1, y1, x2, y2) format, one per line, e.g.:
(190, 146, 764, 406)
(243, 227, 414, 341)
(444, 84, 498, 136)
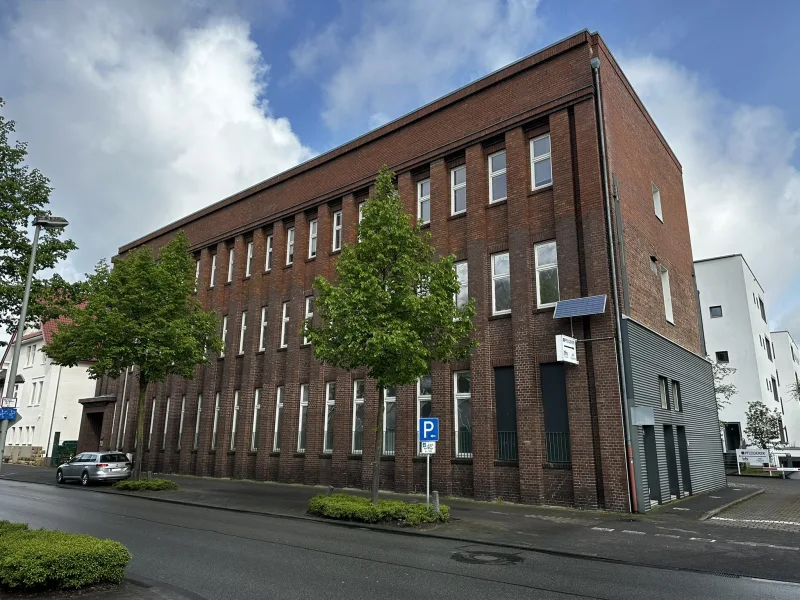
(1, 480, 798, 600)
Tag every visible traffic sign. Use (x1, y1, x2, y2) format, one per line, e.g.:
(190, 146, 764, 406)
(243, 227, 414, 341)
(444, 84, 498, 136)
(420, 441, 436, 454)
(0, 408, 18, 421)
(1, 398, 16, 408)
(419, 418, 439, 441)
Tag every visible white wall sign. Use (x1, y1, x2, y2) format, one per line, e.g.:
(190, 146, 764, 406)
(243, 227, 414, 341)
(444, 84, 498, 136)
(555, 335, 578, 365)
(736, 448, 770, 465)
(420, 441, 436, 454)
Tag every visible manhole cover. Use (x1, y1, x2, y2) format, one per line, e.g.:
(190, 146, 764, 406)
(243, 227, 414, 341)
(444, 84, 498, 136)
(451, 550, 524, 565)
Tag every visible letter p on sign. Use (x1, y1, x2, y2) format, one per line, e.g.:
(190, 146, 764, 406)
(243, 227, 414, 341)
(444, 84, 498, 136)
(419, 418, 439, 441)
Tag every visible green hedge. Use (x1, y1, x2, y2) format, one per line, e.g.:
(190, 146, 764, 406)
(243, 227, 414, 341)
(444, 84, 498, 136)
(0, 521, 131, 591)
(114, 478, 178, 491)
(308, 494, 450, 526)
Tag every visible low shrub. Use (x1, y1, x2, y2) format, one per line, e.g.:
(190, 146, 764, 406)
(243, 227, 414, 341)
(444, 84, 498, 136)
(114, 478, 178, 491)
(308, 493, 450, 526)
(0, 521, 131, 591)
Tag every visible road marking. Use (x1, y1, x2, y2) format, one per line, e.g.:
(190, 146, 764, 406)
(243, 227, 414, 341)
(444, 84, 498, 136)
(712, 517, 800, 527)
(622, 530, 645, 535)
(730, 541, 799, 550)
(591, 527, 615, 532)
(709, 496, 721, 499)
(671, 507, 690, 511)
(489, 511, 508, 515)
(689, 537, 716, 542)
(731, 488, 741, 491)
(655, 534, 681, 539)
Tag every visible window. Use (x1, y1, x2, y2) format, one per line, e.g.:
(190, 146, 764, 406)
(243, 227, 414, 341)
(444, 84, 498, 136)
(148, 398, 157, 450)
(758, 297, 767, 322)
(659, 377, 669, 410)
(495, 366, 518, 460)
(303, 297, 314, 345)
(766, 338, 773, 361)
(230, 391, 240, 451)
(41, 347, 46, 365)
(417, 375, 432, 454)
(25, 344, 35, 367)
(177, 395, 186, 450)
(352, 380, 365, 454)
(652, 183, 663, 221)
(332, 210, 343, 251)
(767, 378, 771, 391)
(297, 384, 309, 453)
(238, 311, 247, 355)
(265, 235, 273, 271)
(455, 261, 469, 309)
(286, 227, 295, 265)
(672, 381, 682, 412)
(259, 306, 268, 351)
(772, 377, 779, 403)
(530, 133, 552, 189)
(535, 241, 559, 307)
(194, 260, 200, 292)
(308, 219, 318, 259)
(660, 267, 674, 324)
(357, 202, 365, 242)
(491, 252, 511, 315)
(27, 382, 35, 406)
(193, 394, 202, 450)
(211, 392, 221, 450)
(280, 301, 290, 348)
(709, 305, 723, 318)
(36, 380, 43, 405)
(451, 166, 466, 215)
(323, 382, 336, 453)
(227, 247, 235, 283)
(454, 372, 472, 458)
(221, 316, 228, 357)
(489, 150, 507, 203)
(245, 241, 253, 277)
(162, 397, 170, 450)
(251, 389, 261, 451)
(210, 254, 217, 287)
(417, 179, 431, 225)
(541, 363, 570, 463)
(273, 387, 284, 452)
(383, 387, 396, 455)
(715, 351, 729, 363)
(759, 335, 763, 348)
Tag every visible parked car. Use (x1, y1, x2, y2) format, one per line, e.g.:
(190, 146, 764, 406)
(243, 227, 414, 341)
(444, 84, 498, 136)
(56, 452, 132, 486)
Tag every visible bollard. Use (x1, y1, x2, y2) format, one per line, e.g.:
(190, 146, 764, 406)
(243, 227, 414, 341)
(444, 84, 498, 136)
(432, 491, 440, 514)
(327, 485, 334, 497)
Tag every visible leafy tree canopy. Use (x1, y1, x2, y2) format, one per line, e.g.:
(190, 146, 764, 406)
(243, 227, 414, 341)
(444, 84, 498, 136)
(743, 400, 783, 450)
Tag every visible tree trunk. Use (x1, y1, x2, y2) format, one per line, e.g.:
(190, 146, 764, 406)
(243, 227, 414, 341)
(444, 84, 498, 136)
(371, 385, 384, 504)
(133, 372, 148, 481)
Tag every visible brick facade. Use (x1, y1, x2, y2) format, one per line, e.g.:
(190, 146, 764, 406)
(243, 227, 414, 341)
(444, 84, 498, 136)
(87, 31, 700, 512)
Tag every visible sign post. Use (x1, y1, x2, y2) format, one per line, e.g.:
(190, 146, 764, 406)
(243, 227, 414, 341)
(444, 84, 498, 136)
(419, 418, 439, 507)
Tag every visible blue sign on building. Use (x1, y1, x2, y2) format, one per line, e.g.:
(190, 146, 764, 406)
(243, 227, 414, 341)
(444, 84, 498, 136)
(0, 408, 18, 421)
(419, 417, 439, 441)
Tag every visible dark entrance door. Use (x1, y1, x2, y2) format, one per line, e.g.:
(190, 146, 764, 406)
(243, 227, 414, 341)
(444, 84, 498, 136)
(663, 426, 680, 499)
(724, 423, 742, 451)
(86, 413, 104, 451)
(676, 426, 692, 496)
(643, 425, 661, 504)
(494, 367, 518, 461)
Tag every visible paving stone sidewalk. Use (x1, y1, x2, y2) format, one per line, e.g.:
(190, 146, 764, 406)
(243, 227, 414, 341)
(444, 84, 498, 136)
(707, 474, 800, 532)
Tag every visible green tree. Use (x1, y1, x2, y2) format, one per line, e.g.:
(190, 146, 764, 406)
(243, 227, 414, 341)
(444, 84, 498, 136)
(0, 98, 77, 344)
(743, 400, 783, 450)
(306, 167, 476, 503)
(44, 232, 222, 479)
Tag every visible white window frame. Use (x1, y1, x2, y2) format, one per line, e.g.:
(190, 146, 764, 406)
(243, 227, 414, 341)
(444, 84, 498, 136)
(194, 260, 200, 292)
(672, 381, 682, 412)
(36, 380, 44, 405)
(259, 306, 268, 351)
(162, 396, 170, 450)
(357, 202, 365, 241)
(450, 165, 466, 216)
(227, 247, 235, 283)
(491, 252, 511, 315)
(245, 241, 253, 277)
(488, 150, 507, 203)
(193, 394, 202, 450)
(280, 301, 290, 348)
(332, 210, 343, 251)
(323, 382, 336, 453)
(659, 377, 669, 410)
(210, 254, 217, 288)
(265, 235, 273, 272)
(303, 296, 314, 345)
(251, 389, 261, 451)
(297, 384, 309, 453)
(652, 183, 663, 222)
(534, 240, 559, 308)
(230, 391, 240, 451)
(238, 311, 247, 355)
(383, 387, 396, 456)
(530, 133, 552, 190)
(221, 315, 228, 357)
(211, 392, 221, 450)
(352, 380, 365, 455)
(417, 179, 431, 225)
(660, 266, 674, 324)
(148, 398, 157, 450)
(455, 261, 469, 309)
(177, 395, 186, 450)
(417, 376, 432, 455)
(286, 227, 295, 265)
(273, 386, 284, 452)
(25, 344, 35, 367)
(308, 219, 318, 259)
(454, 371, 472, 458)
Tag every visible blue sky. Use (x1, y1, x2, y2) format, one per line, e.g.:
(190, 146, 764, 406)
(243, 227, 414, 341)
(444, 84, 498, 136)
(1, 0, 799, 336)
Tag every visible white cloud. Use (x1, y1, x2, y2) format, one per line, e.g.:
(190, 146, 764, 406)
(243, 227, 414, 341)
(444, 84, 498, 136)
(622, 55, 800, 337)
(0, 0, 312, 276)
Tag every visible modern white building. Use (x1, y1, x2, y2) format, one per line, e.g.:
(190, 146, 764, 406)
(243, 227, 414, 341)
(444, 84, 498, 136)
(694, 255, 787, 451)
(771, 331, 800, 448)
(1, 320, 95, 464)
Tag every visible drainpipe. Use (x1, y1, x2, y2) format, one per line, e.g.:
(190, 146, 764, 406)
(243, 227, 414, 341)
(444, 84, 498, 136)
(591, 56, 638, 513)
(45, 365, 63, 463)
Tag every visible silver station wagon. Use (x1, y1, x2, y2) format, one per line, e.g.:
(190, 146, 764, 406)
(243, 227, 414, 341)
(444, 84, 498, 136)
(56, 451, 132, 486)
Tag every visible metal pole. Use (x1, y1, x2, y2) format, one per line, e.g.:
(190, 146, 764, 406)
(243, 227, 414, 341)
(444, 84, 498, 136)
(0, 225, 42, 473)
(426, 454, 430, 508)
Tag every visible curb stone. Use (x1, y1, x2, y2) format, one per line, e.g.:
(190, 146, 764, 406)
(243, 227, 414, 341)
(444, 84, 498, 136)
(699, 488, 765, 521)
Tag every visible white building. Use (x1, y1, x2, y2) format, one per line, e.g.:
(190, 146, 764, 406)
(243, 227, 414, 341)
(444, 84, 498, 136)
(1, 320, 95, 464)
(694, 255, 787, 451)
(770, 331, 800, 447)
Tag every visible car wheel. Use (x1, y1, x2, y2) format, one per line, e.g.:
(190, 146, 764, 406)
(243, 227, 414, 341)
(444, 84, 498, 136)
(81, 471, 90, 486)
(56, 469, 64, 484)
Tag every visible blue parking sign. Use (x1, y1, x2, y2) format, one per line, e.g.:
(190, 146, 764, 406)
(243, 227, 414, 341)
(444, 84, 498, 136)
(419, 418, 439, 441)
(0, 408, 18, 420)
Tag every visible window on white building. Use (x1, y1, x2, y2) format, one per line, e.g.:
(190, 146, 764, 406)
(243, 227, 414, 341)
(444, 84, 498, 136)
(417, 179, 431, 225)
(489, 150, 507, 203)
(709, 305, 723, 318)
(530, 134, 552, 189)
(491, 252, 511, 315)
(451, 166, 466, 215)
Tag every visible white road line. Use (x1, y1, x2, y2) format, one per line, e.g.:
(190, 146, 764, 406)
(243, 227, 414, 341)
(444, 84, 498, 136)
(591, 527, 615, 532)
(671, 507, 690, 511)
(709, 496, 721, 499)
(489, 511, 508, 515)
(689, 537, 716, 542)
(730, 541, 799, 550)
(622, 530, 646, 535)
(655, 534, 681, 539)
(712, 517, 800, 527)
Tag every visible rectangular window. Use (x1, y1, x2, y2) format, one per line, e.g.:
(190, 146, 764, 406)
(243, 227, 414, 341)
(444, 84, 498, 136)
(535, 241, 559, 308)
(273, 386, 284, 452)
(227, 247, 235, 283)
(238, 311, 247, 355)
(148, 398, 157, 450)
(530, 133, 552, 189)
(332, 210, 343, 251)
(177, 395, 186, 450)
(357, 202, 365, 242)
(221, 315, 228, 357)
(251, 389, 261, 451)
(489, 150, 507, 203)
(28, 382, 36, 406)
(308, 219, 318, 259)
(772, 377, 779, 403)
(454, 372, 472, 458)
(451, 166, 466, 215)
(494, 366, 518, 460)
(417, 179, 430, 225)
(194, 260, 200, 292)
(715, 351, 729, 363)
(303, 296, 314, 345)
(766, 338, 773, 361)
(383, 387, 396, 456)
(245, 241, 253, 277)
(265, 235, 273, 271)
(758, 297, 767, 322)
(297, 384, 309, 453)
(541, 363, 571, 463)
(230, 391, 240, 451)
(259, 306, 268, 351)
(280, 301, 290, 348)
(323, 382, 336, 453)
(211, 392, 221, 450)
(417, 375, 432, 454)
(672, 381, 682, 412)
(25, 345, 35, 367)
(41, 347, 46, 364)
(652, 183, 663, 221)
(210, 254, 216, 287)
(193, 394, 202, 450)
(709, 305, 723, 318)
(491, 252, 511, 315)
(162, 397, 170, 450)
(36, 380, 44, 405)
(455, 261, 468, 309)
(286, 227, 295, 265)
(660, 267, 674, 324)
(659, 376, 669, 410)
(352, 380, 365, 454)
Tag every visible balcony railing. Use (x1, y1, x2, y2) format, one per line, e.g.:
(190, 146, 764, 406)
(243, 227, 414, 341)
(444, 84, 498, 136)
(497, 431, 518, 461)
(455, 430, 473, 458)
(383, 430, 396, 455)
(546, 431, 571, 464)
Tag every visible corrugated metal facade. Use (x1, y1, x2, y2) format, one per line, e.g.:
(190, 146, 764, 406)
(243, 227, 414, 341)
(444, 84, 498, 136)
(622, 318, 725, 511)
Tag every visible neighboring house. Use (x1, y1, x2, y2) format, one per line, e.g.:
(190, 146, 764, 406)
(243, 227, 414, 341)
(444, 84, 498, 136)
(770, 331, 800, 448)
(694, 254, 786, 450)
(0, 319, 95, 464)
(84, 30, 723, 512)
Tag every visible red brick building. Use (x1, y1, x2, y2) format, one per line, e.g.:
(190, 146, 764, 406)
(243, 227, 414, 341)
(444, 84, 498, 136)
(81, 31, 724, 512)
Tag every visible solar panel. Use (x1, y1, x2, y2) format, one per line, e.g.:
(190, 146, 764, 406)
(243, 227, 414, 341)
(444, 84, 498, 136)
(552, 295, 607, 319)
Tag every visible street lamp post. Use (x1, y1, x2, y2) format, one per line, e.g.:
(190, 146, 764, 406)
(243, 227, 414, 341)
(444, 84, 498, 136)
(0, 215, 69, 473)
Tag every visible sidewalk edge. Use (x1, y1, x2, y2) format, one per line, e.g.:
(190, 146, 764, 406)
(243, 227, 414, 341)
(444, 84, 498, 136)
(699, 489, 764, 521)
